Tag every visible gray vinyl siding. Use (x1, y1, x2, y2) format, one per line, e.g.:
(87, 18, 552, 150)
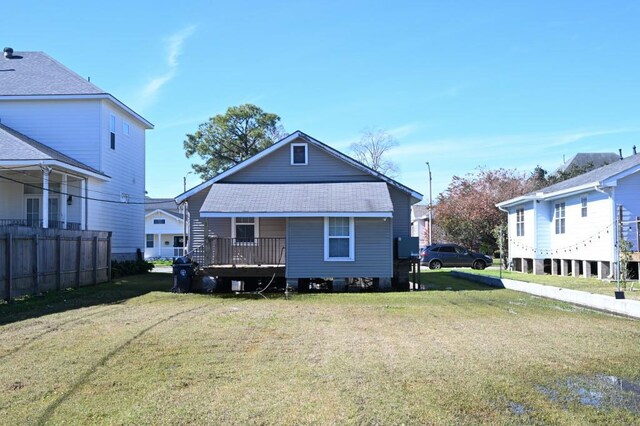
(389, 185, 411, 238)
(222, 140, 378, 184)
(285, 217, 392, 278)
(187, 190, 207, 251)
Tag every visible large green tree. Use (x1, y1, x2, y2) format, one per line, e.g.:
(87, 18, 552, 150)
(184, 104, 286, 180)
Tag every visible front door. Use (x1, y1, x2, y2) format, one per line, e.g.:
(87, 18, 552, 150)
(49, 198, 60, 228)
(174, 236, 184, 256)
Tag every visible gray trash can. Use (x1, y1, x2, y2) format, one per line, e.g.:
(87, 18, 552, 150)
(172, 257, 194, 293)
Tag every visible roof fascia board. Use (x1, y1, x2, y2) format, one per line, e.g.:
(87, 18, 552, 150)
(200, 212, 393, 218)
(145, 209, 184, 221)
(0, 159, 110, 181)
(0, 94, 153, 129)
(601, 164, 640, 186)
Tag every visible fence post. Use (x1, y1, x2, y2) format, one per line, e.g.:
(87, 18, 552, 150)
(5, 233, 12, 302)
(76, 236, 82, 288)
(107, 232, 112, 282)
(33, 234, 39, 295)
(93, 235, 98, 285)
(56, 235, 62, 291)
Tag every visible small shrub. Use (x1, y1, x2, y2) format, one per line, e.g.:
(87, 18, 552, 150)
(111, 259, 154, 279)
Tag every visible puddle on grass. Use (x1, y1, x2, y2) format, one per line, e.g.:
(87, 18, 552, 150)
(537, 374, 640, 413)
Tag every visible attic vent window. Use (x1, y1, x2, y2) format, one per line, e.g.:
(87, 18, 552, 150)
(291, 143, 308, 165)
(153, 219, 166, 225)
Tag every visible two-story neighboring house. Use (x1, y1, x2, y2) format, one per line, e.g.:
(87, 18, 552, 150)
(0, 48, 153, 260)
(176, 131, 422, 291)
(497, 153, 640, 280)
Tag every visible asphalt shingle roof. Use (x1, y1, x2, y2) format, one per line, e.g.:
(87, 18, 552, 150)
(0, 51, 105, 96)
(145, 197, 183, 220)
(534, 154, 640, 195)
(0, 123, 106, 176)
(558, 152, 620, 173)
(200, 182, 393, 214)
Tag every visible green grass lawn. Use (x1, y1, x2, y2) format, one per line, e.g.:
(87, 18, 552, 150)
(1, 272, 639, 425)
(465, 267, 640, 301)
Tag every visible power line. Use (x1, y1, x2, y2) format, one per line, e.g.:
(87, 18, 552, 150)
(0, 174, 175, 206)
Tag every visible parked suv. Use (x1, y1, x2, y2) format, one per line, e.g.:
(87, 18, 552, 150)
(421, 244, 493, 270)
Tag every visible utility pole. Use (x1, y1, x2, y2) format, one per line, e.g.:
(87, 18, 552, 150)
(426, 162, 433, 246)
(182, 172, 192, 256)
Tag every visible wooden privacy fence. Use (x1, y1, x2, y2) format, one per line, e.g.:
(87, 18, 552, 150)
(0, 227, 112, 302)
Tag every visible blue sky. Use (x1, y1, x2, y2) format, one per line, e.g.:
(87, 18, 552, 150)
(5, 1, 640, 201)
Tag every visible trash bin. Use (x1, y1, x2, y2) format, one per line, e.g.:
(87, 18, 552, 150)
(172, 256, 194, 293)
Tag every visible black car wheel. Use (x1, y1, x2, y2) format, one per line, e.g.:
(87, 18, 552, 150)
(429, 260, 442, 270)
(473, 260, 486, 270)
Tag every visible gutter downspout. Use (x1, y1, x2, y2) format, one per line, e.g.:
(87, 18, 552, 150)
(594, 184, 615, 280)
(497, 205, 509, 273)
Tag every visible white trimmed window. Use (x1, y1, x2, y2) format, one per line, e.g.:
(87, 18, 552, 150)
(232, 217, 259, 243)
(123, 121, 130, 136)
(146, 234, 154, 248)
(516, 208, 524, 237)
(581, 196, 588, 217)
(153, 219, 165, 225)
(555, 202, 566, 234)
(291, 143, 308, 165)
(324, 217, 355, 261)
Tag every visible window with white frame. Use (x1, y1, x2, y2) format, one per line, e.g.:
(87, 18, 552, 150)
(516, 208, 524, 237)
(554, 202, 565, 234)
(146, 234, 154, 248)
(324, 217, 355, 261)
(123, 121, 130, 136)
(291, 143, 308, 165)
(153, 219, 165, 225)
(109, 114, 116, 149)
(581, 196, 588, 217)
(233, 217, 259, 243)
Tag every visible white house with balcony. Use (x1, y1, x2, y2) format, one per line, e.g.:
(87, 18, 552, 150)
(144, 198, 186, 259)
(496, 153, 640, 280)
(0, 47, 153, 260)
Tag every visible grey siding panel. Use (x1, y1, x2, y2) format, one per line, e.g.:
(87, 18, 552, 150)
(389, 185, 411, 238)
(223, 140, 378, 183)
(286, 217, 392, 278)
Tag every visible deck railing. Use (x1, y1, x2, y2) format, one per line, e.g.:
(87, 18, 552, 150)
(189, 237, 286, 267)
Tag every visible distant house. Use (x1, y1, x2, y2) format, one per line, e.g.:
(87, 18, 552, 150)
(0, 48, 153, 260)
(144, 198, 186, 259)
(411, 204, 430, 248)
(175, 131, 422, 291)
(557, 152, 620, 173)
(497, 153, 640, 279)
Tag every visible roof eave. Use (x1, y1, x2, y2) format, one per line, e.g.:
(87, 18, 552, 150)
(200, 212, 394, 218)
(0, 159, 110, 181)
(175, 130, 423, 202)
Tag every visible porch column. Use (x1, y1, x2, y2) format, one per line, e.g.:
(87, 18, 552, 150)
(42, 167, 50, 228)
(61, 174, 68, 229)
(80, 179, 86, 230)
(157, 233, 162, 257)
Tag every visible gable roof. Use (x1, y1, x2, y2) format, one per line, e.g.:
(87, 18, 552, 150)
(0, 123, 108, 179)
(497, 153, 640, 207)
(145, 197, 183, 220)
(176, 131, 422, 203)
(558, 152, 620, 173)
(0, 50, 153, 129)
(200, 182, 393, 217)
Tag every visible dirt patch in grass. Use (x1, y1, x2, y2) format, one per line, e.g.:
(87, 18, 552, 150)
(1, 273, 639, 424)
